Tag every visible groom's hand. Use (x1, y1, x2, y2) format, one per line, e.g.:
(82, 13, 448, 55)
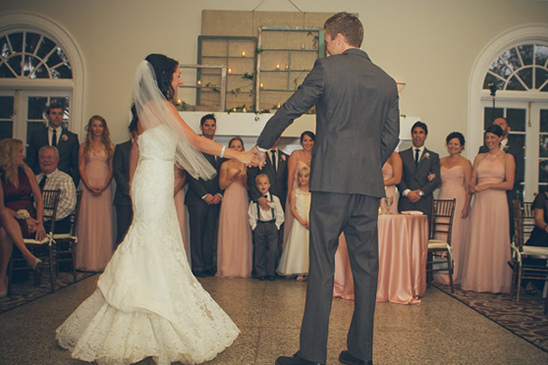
(250, 146, 267, 170)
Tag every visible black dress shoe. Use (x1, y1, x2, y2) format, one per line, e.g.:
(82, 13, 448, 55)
(267, 275, 276, 281)
(275, 354, 324, 365)
(339, 350, 372, 365)
(258, 276, 267, 281)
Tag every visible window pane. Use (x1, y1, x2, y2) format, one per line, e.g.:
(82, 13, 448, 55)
(517, 67, 533, 89)
(23, 55, 41, 77)
(0, 36, 9, 58)
(484, 107, 503, 129)
(28, 97, 48, 119)
(535, 45, 548, 67)
(536, 68, 548, 90)
(518, 44, 534, 66)
(508, 133, 525, 183)
(52, 64, 72, 79)
(25, 32, 41, 54)
(26, 121, 45, 143)
(0, 96, 14, 118)
(0, 121, 13, 140)
(7, 55, 22, 76)
(0, 63, 15, 78)
(507, 75, 526, 90)
(31, 64, 49, 79)
(483, 73, 505, 90)
(539, 160, 548, 183)
(8, 32, 22, 53)
(539, 135, 548, 158)
(541, 109, 548, 133)
(507, 108, 526, 132)
(489, 57, 512, 79)
(501, 47, 522, 71)
(36, 37, 55, 59)
(45, 49, 63, 68)
(539, 184, 548, 195)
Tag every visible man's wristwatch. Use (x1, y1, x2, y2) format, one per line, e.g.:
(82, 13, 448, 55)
(418, 190, 424, 197)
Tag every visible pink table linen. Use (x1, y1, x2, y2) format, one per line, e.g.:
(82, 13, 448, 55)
(334, 214, 429, 304)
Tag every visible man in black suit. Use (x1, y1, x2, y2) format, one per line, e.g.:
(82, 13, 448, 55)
(27, 103, 80, 185)
(478, 116, 522, 239)
(113, 114, 138, 246)
(252, 12, 400, 365)
(398, 121, 441, 223)
(185, 114, 223, 277)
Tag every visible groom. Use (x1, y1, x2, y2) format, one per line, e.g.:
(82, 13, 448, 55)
(252, 12, 399, 365)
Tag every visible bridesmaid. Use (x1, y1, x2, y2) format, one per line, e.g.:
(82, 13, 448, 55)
(433, 132, 472, 285)
(461, 125, 515, 293)
(76, 115, 114, 272)
(216, 137, 252, 278)
(380, 151, 402, 214)
(283, 131, 315, 246)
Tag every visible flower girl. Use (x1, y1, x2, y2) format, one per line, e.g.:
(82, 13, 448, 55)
(277, 166, 311, 281)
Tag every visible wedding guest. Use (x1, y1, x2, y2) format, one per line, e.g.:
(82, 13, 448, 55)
(216, 137, 252, 278)
(113, 110, 138, 246)
(174, 163, 190, 261)
(185, 114, 223, 277)
(461, 124, 515, 293)
(433, 132, 472, 285)
(380, 151, 402, 214)
(278, 166, 311, 281)
(283, 131, 314, 247)
(398, 121, 441, 222)
(0, 139, 44, 297)
(27, 103, 80, 185)
(76, 115, 114, 271)
(522, 191, 548, 295)
(248, 174, 284, 281)
(36, 146, 77, 234)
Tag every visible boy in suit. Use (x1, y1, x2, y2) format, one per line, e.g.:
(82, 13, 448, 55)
(248, 174, 284, 281)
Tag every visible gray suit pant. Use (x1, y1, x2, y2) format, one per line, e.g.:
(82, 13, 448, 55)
(297, 192, 379, 364)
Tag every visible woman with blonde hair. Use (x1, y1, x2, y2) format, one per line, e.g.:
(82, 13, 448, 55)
(76, 115, 115, 271)
(0, 139, 44, 296)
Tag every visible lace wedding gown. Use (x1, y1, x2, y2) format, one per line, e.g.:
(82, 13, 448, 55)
(56, 124, 240, 365)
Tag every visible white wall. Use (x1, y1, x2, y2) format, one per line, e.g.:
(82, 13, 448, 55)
(2, 0, 548, 159)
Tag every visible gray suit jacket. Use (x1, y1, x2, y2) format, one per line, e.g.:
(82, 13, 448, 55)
(397, 147, 441, 214)
(257, 48, 400, 198)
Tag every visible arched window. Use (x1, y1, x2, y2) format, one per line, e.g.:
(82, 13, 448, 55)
(0, 31, 72, 79)
(0, 12, 84, 144)
(483, 44, 548, 92)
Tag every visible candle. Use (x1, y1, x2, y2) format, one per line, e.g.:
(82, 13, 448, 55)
(276, 64, 280, 69)
(197, 80, 201, 85)
(228, 68, 232, 74)
(241, 50, 246, 57)
(260, 83, 264, 89)
(242, 107, 247, 113)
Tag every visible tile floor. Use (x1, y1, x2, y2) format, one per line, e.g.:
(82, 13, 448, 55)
(1, 275, 547, 365)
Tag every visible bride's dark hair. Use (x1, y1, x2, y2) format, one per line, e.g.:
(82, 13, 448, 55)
(145, 54, 179, 100)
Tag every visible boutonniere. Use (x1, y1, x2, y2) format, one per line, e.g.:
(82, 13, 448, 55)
(281, 154, 286, 161)
(423, 152, 430, 159)
(62, 134, 69, 142)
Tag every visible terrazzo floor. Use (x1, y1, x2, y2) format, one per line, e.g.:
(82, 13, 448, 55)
(1, 275, 547, 365)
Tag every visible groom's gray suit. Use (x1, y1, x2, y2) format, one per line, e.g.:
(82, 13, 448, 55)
(257, 48, 399, 364)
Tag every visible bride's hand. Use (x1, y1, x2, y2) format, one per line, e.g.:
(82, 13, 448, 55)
(237, 150, 259, 166)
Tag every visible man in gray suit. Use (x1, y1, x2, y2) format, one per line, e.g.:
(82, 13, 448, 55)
(251, 12, 399, 365)
(397, 121, 441, 223)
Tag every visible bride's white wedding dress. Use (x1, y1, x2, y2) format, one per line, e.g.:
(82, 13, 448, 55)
(56, 124, 239, 365)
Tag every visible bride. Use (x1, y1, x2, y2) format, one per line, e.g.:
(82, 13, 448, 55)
(56, 54, 257, 365)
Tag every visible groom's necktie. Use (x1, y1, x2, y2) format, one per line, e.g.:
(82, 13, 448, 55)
(51, 129, 57, 147)
(270, 150, 277, 172)
(415, 148, 420, 167)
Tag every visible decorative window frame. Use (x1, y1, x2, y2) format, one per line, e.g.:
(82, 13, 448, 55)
(468, 23, 548, 154)
(0, 11, 85, 135)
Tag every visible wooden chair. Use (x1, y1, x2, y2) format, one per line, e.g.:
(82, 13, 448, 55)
(427, 198, 456, 293)
(509, 200, 548, 304)
(52, 190, 82, 282)
(7, 189, 60, 295)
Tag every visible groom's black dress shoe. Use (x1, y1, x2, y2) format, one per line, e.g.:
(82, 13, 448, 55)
(339, 350, 372, 365)
(275, 354, 324, 365)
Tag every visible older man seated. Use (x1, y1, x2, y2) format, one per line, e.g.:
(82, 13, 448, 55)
(35, 146, 77, 234)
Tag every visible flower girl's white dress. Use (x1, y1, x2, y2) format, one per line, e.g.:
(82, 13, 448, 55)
(56, 124, 239, 365)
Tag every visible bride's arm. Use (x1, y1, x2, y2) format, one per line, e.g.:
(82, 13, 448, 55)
(166, 102, 254, 164)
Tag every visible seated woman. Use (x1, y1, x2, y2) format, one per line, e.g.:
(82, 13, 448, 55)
(0, 139, 45, 297)
(523, 191, 548, 295)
